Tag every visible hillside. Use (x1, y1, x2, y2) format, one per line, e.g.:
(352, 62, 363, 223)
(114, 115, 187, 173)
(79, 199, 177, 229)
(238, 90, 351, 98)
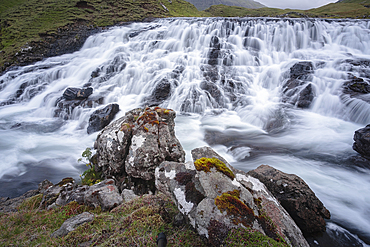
(184, 0, 265, 11)
(0, 0, 204, 73)
(205, 0, 370, 18)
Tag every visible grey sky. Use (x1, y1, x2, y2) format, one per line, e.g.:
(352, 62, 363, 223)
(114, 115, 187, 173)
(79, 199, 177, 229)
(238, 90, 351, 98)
(257, 0, 338, 10)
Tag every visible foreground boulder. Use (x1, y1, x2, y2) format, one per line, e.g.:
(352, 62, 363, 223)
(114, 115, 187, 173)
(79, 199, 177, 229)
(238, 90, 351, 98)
(94, 107, 185, 194)
(353, 124, 370, 158)
(247, 165, 330, 236)
(155, 146, 309, 247)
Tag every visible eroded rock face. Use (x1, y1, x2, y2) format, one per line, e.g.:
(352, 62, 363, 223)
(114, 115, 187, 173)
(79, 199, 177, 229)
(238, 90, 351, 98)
(155, 147, 309, 247)
(247, 165, 331, 237)
(94, 107, 185, 191)
(353, 124, 370, 159)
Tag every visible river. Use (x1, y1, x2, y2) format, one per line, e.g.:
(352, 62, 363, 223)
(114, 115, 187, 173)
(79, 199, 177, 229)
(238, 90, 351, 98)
(0, 18, 369, 246)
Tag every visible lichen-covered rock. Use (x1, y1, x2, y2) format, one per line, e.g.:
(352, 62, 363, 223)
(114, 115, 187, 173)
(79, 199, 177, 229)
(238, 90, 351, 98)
(94, 107, 185, 184)
(39, 178, 76, 209)
(84, 179, 123, 211)
(155, 147, 309, 247)
(51, 212, 94, 238)
(247, 165, 331, 236)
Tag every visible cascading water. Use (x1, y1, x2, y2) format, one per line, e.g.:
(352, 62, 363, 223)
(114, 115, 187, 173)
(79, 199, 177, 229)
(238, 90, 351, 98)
(1, 17, 370, 246)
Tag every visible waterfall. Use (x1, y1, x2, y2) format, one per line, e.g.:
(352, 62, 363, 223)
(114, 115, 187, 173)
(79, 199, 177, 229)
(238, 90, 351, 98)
(1, 18, 370, 245)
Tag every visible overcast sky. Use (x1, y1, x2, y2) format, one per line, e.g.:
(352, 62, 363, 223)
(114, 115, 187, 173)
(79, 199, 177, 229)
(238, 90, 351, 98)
(256, 0, 338, 10)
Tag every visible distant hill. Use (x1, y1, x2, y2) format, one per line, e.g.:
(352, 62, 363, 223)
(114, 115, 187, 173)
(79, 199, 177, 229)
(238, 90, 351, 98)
(183, 0, 265, 11)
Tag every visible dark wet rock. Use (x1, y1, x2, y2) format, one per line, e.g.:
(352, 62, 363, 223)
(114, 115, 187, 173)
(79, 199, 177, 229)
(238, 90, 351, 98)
(128, 24, 161, 38)
(290, 61, 314, 80)
(296, 83, 314, 108)
(155, 146, 309, 247)
(200, 81, 223, 106)
(247, 165, 331, 237)
(146, 78, 172, 106)
(170, 65, 185, 80)
(208, 36, 221, 66)
(282, 61, 315, 108)
(94, 107, 185, 193)
(54, 96, 104, 120)
(51, 212, 94, 238)
(343, 77, 370, 95)
(87, 103, 120, 134)
(63, 87, 93, 100)
(353, 124, 370, 159)
(201, 64, 219, 82)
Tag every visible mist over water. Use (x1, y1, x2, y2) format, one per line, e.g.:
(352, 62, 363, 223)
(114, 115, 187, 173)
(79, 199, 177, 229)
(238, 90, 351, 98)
(1, 17, 370, 245)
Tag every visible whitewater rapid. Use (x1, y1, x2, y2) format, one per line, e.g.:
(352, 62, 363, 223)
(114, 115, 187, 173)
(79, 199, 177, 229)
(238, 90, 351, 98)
(0, 18, 370, 245)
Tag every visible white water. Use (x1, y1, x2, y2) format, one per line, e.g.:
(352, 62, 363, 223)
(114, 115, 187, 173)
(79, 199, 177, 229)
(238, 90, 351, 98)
(1, 18, 370, 245)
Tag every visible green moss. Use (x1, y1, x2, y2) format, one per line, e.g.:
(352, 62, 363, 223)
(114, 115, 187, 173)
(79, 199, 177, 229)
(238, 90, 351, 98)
(194, 157, 235, 179)
(214, 190, 255, 227)
(224, 228, 288, 247)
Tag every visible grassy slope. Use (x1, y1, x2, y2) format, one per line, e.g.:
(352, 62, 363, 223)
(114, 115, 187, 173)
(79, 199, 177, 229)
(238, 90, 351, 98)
(0, 0, 204, 68)
(184, 0, 264, 11)
(0, 193, 286, 246)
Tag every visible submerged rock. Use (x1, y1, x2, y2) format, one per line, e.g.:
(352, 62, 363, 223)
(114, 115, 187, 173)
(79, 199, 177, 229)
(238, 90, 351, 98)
(282, 61, 315, 108)
(63, 87, 93, 100)
(247, 165, 331, 236)
(353, 124, 370, 159)
(87, 103, 120, 134)
(155, 146, 309, 247)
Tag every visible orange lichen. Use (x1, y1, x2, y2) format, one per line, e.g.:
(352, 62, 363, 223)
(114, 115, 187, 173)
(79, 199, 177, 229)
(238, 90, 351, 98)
(194, 157, 235, 179)
(120, 123, 132, 132)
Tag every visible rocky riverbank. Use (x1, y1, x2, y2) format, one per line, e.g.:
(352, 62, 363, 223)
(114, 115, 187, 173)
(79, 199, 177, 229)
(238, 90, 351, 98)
(0, 107, 334, 246)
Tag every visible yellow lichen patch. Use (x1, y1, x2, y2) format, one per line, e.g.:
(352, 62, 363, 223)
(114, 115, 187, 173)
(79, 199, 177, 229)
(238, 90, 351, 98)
(215, 190, 255, 227)
(194, 157, 235, 179)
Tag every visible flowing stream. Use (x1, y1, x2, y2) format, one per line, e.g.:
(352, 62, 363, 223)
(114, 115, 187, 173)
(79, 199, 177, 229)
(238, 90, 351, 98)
(1, 17, 370, 246)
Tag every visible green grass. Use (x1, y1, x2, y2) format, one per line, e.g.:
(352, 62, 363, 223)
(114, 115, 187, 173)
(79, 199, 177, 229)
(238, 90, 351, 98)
(0, 0, 204, 69)
(0, 192, 292, 246)
(204, 5, 286, 17)
(0, 193, 207, 246)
